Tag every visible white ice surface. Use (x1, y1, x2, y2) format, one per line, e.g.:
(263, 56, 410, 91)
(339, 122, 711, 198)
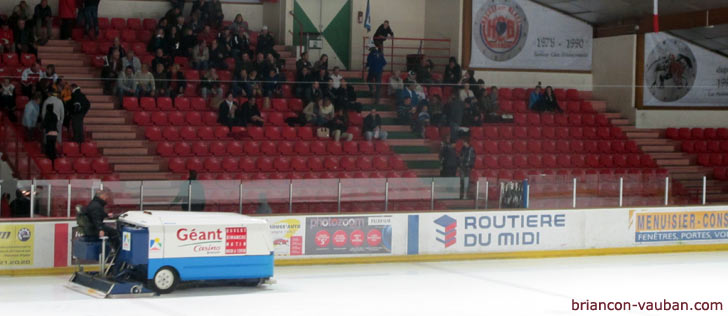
(1, 251, 726, 316)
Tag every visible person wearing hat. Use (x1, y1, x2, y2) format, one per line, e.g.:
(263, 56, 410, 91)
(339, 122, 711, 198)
(41, 88, 65, 145)
(69, 84, 90, 143)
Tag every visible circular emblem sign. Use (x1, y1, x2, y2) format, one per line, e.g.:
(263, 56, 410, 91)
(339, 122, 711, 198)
(474, 0, 529, 62)
(17, 228, 31, 242)
(645, 38, 697, 102)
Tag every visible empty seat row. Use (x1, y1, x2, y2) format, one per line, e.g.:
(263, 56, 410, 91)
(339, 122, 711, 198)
(35, 157, 112, 175)
(474, 154, 657, 170)
(667, 127, 728, 140)
(60, 142, 100, 157)
(188, 170, 419, 181)
(124, 97, 305, 113)
(0, 53, 36, 67)
(681, 140, 728, 153)
(512, 112, 610, 127)
(468, 139, 640, 155)
(168, 156, 407, 173)
(157, 140, 391, 157)
(696, 154, 728, 167)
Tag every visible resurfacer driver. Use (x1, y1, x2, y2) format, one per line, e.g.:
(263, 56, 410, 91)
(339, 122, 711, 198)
(86, 189, 120, 251)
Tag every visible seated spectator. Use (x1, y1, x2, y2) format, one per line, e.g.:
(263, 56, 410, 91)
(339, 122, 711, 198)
(153, 63, 170, 97)
(32, 0, 52, 45)
(152, 48, 171, 71)
(296, 67, 313, 101)
(313, 54, 329, 72)
(164, 7, 182, 28)
(247, 69, 263, 97)
(264, 53, 280, 75)
(204, 0, 224, 29)
(102, 49, 124, 94)
(171, 14, 185, 34)
(307, 81, 323, 106)
(192, 42, 210, 70)
(122, 50, 142, 74)
(256, 26, 276, 57)
(253, 52, 267, 74)
(481, 85, 499, 114)
(108, 37, 126, 60)
(219, 28, 242, 59)
(534, 85, 563, 113)
(169, 63, 186, 98)
(231, 14, 248, 35)
(200, 68, 222, 100)
(217, 92, 238, 128)
(197, 25, 216, 45)
(314, 67, 329, 90)
(415, 105, 431, 138)
(180, 28, 197, 58)
(186, 10, 204, 34)
(147, 28, 168, 54)
(231, 68, 250, 97)
(209, 39, 228, 69)
(21, 62, 44, 97)
(428, 94, 445, 126)
(528, 85, 542, 110)
(296, 51, 312, 77)
(415, 58, 433, 84)
(389, 69, 404, 96)
(303, 97, 333, 126)
(22, 92, 42, 140)
(399, 82, 419, 108)
(237, 96, 264, 127)
(462, 98, 482, 127)
(165, 26, 182, 57)
(363, 109, 388, 141)
(396, 96, 414, 125)
(1, 78, 16, 121)
(117, 66, 138, 101)
(0, 22, 13, 54)
(43, 64, 58, 85)
(262, 69, 281, 99)
(458, 82, 475, 101)
(330, 67, 343, 89)
(191, 0, 208, 23)
(329, 109, 352, 142)
(334, 79, 360, 113)
(135, 64, 156, 97)
(443, 57, 461, 85)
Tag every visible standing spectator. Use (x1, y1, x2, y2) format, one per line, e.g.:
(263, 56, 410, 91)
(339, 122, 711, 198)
(415, 105, 431, 138)
(186, 10, 204, 34)
(458, 82, 475, 101)
(32, 0, 52, 45)
(59, 0, 77, 40)
(69, 84, 90, 143)
(21, 62, 44, 97)
(237, 96, 265, 127)
(13, 19, 36, 55)
(528, 85, 542, 110)
(459, 138, 476, 199)
(363, 109, 387, 141)
(448, 96, 464, 142)
(329, 109, 352, 142)
(209, 39, 227, 69)
(373, 20, 394, 50)
(389, 69, 404, 96)
(0, 22, 13, 54)
(102, 49, 123, 94)
(122, 50, 142, 74)
(443, 57, 461, 85)
(191, 0, 208, 22)
(153, 63, 171, 97)
(41, 90, 64, 145)
(0, 78, 16, 122)
(296, 51, 311, 77)
(313, 54, 329, 72)
(231, 14, 248, 35)
(200, 68, 222, 99)
(205, 0, 224, 29)
(22, 93, 42, 140)
(366, 47, 386, 105)
(169, 0, 185, 11)
(192, 42, 209, 70)
(330, 67, 343, 89)
(117, 66, 138, 101)
(169, 63, 186, 98)
(256, 26, 275, 57)
(83, 0, 100, 39)
(135, 64, 156, 97)
(148, 28, 168, 54)
(42, 104, 59, 160)
(439, 139, 458, 177)
(217, 92, 238, 128)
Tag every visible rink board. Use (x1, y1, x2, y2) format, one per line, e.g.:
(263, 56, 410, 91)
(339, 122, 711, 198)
(2, 205, 728, 273)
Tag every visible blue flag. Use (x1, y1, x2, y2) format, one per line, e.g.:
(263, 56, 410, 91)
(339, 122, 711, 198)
(364, 0, 371, 32)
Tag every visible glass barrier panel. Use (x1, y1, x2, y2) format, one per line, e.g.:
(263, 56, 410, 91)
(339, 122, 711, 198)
(433, 177, 461, 211)
(291, 179, 339, 214)
(141, 180, 191, 211)
(527, 174, 573, 210)
(100, 180, 141, 215)
(34, 179, 71, 217)
(242, 179, 291, 214)
(388, 177, 432, 211)
(340, 178, 386, 213)
(11, 180, 33, 218)
(199, 180, 241, 213)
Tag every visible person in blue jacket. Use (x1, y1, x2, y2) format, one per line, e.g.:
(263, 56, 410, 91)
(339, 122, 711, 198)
(528, 84, 542, 110)
(366, 47, 387, 105)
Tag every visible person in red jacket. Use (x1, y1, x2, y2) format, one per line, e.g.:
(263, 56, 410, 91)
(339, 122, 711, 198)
(0, 21, 13, 54)
(58, 0, 77, 40)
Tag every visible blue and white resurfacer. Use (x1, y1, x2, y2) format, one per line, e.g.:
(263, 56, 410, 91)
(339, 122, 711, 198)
(68, 211, 275, 297)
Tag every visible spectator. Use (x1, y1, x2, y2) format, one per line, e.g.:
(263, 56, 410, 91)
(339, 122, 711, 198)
(231, 68, 249, 97)
(172, 170, 206, 212)
(439, 138, 458, 177)
(220, 28, 242, 59)
(459, 82, 475, 101)
(443, 57, 461, 85)
(389, 69, 404, 96)
(366, 47, 386, 105)
(253, 52, 267, 74)
(135, 64, 156, 97)
(108, 37, 126, 60)
(329, 108, 352, 142)
(448, 95, 464, 142)
(13, 19, 36, 55)
(237, 96, 264, 127)
(265, 53, 280, 74)
(83, 0, 100, 39)
(57, 79, 72, 128)
(205, 0, 224, 29)
(165, 26, 182, 56)
(153, 63, 170, 97)
(256, 26, 275, 57)
(180, 27, 197, 57)
(148, 28, 168, 54)
(169, 0, 185, 11)
(330, 66, 343, 89)
(462, 97, 482, 127)
(459, 138, 476, 199)
(9, 189, 31, 218)
(192, 42, 209, 70)
(482, 85, 499, 114)
(191, 0, 208, 22)
(102, 49, 123, 94)
(21, 92, 41, 140)
(313, 54, 329, 72)
(116, 66, 138, 101)
(186, 10, 204, 34)
(528, 85, 542, 110)
(303, 97, 333, 126)
(0, 193, 10, 218)
(169, 63, 186, 98)
(200, 68, 222, 99)
(58, 0, 77, 40)
(314, 67, 329, 91)
(122, 50, 142, 74)
(19, 1, 32, 20)
(43, 64, 58, 83)
(69, 84, 90, 143)
(534, 85, 563, 113)
(399, 81, 419, 108)
(1, 78, 16, 122)
(235, 51, 254, 73)
(295, 66, 313, 101)
(32, 0, 52, 44)
(307, 81, 323, 105)
(334, 79, 359, 113)
(152, 48, 171, 71)
(262, 68, 281, 99)
(197, 25, 216, 45)
(428, 94, 444, 126)
(396, 95, 413, 125)
(231, 14, 248, 35)
(247, 69, 263, 97)
(209, 39, 228, 69)
(217, 92, 238, 128)
(415, 58, 434, 84)
(363, 109, 387, 141)
(415, 105, 430, 138)
(296, 51, 311, 77)
(41, 89, 64, 146)
(164, 7, 182, 28)
(373, 20, 394, 50)
(0, 22, 13, 54)
(21, 62, 44, 97)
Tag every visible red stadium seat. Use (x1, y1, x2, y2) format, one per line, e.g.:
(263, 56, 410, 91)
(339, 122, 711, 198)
(126, 18, 142, 30)
(110, 18, 126, 30)
(134, 112, 151, 125)
(92, 158, 112, 174)
(63, 142, 81, 157)
(143, 18, 157, 31)
(180, 126, 198, 140)
(357, 157, 374, 171)
(145, 126, 163, 141)
(256, 157, 274, 172)
(328, 141, 343, 155)
(243, 141, 260, 155)
(81, 142, 99, 157)
(308, 157, 325, 171)
(73, 158, 93, 174)
(278, 141, 294, 155)
(123, 97, 140, 111)
(260, 141, 277, 155)
(169, 158, 186, 173)
(214, 126, 230, 139)
(274, 157, 291, 171)
(174, 142, 192, 156)
(186, 158, 203, 172)
(203, 112, 218, 126)
(192, 141, 209, 156)
(157, 142, 174, 156)
(248, 126, 264, 140)
(185, 112, 203, 126)
(310, 141, 326, 155)
(168, 111, 185, 125)
(157, 97, 174, 111)
(140, 97, 156, 111)
(151, 112, 168, 125)
(292, 141, 310, 155)
(264, 126, 282, 140)
(204, 157, 222, 172)
(566, 89, 580, 101)
(281, 126, 297, 140)
(163, 127, 181, 141)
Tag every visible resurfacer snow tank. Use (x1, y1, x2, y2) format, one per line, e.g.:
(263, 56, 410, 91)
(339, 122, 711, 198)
(67, 211, 275, 297)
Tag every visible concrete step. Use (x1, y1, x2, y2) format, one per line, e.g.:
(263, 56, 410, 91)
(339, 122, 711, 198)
(398, 153, 438, 161)
(95, 140, 147, 148)
(87, 109, 127, 117)
(86, 124, 139, 133)
(667, 166, 708, 173)
(117, 172, 175, 181)
(626, 131, 661, 138)
(634, 139, 673, 145)
(650, 152, 689, 159)
(91, 132, 139, 140)
(38, 52, 87, 60)
(114, 164, 162, 172)
(88, 95, 115, 103)
(91, 102, 116, 110)
(670, 173, 706, 181)
(46, 40, 77, 47)
(610, 119, 629, 126)
(589, 100, 606, 112)
(85, 116, 127, 124)
(75, 80, 104, 88)
(102, 147, 149, 156)
(54, 66, 97, 75)
(414, 169, 441, 177)
(620, 126, 661, 133)
(386, 139, 430, 146)
(41, 59, 87, 67)
(82, 88, 104, 95)
(681, 179, 720, 187)
(106, 156, 161, 164)
(38, 45, 76, 53)
(656, 159, 690, 166)
(382, 125, 411, 132)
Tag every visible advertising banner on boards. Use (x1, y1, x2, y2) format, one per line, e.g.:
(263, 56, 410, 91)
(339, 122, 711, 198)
(304, 216, 392, 255)
(643, 32, 728, 107)
(469, 0, 592, 71)
(0, 224, 35, 267)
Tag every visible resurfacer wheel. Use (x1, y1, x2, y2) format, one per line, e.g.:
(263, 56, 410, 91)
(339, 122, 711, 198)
(151, 267, 178, 294)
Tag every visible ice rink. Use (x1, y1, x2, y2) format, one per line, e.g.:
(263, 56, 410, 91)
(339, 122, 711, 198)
(1, 251, 726, 316)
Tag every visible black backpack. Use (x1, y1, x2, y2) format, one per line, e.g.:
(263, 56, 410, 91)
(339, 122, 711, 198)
(75, 206, 96, 237)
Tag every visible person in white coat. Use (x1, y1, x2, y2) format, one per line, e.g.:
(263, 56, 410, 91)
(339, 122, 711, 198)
(41, 89, 65, 145)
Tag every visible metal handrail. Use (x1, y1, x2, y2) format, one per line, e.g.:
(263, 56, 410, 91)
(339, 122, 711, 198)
(289, 11, 304, 57)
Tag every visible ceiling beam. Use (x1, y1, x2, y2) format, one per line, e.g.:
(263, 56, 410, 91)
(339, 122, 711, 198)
(595, 7, 728, 38)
